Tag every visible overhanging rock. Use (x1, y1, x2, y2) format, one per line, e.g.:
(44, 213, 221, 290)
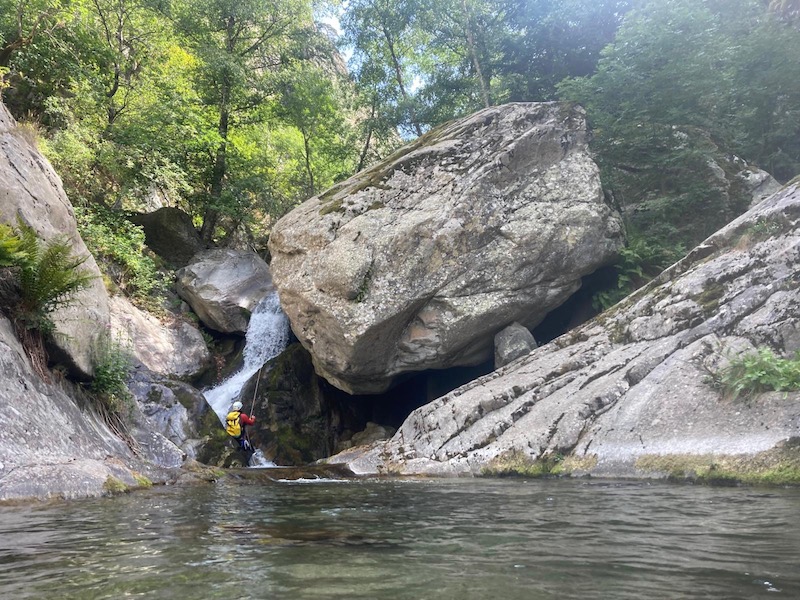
(269, 102, 624, 394)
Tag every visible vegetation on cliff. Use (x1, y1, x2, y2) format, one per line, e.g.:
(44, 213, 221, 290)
(0, 222, 93, 375)
(1, 1, 798, 262)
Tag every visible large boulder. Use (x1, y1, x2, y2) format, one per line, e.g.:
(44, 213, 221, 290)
(269, 102, 624, 395)
(176, 248, 274, 334)
(0, 103, 109, 378)
(108, 294, 210, 379)
(330, 182, 800, 481)
(128, 207, 204, 268)
(0, 316, 175, 501)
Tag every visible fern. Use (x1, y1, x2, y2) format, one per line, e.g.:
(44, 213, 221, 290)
(593, 233, 684, 311)
(12, 222, 94, 331)
(0, 224, 28, 267)
(715, 348, 800, 400)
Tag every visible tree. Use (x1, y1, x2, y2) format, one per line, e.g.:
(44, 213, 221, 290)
(0, 0, 71, 67)
(273, 63, 357, 196)
(169, 0, 313, 243)
(341, 0, 427, 138)
(558, 0, 800, 245)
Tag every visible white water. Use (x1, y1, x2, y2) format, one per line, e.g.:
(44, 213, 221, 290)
(202, 292, 291, 467)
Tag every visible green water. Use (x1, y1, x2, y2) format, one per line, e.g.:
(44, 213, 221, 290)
(1, 477, 799, 599)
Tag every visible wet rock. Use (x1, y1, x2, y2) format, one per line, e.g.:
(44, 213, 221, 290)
(242, 343, 370, 465)
(128, 368, 208, 461)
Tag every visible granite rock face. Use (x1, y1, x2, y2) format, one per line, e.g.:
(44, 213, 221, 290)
(269, 102, 623, 394)
(176, 248, 274, 334)
(330, 183, 800, 479)
(0, 317, 175, 502)
(128, 370, 209, 464)
(109, 295, 209, 379)
(0, 103, 109, 378)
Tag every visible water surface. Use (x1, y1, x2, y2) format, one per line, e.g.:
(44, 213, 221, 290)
(1, 478, 798, 599)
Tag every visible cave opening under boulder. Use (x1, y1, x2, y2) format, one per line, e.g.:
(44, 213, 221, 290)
(250, 266, 621, 465)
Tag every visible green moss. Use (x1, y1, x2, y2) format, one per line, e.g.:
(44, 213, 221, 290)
(635, 444, 800, 486)
(132, 473, 153, 488)
(195, 409, 239, 467)
(694, 280, 725, 316)
(319, 198, 344, 216)
(316, 118, 453, 213)
(729, 215, 792, 249)
(354, 262, 373, 303)
(274, 424, 315, 463)
(552, 454, 598, 474)
(480, 450, 567, 478)
(103, 476, 129, 495)
(609, 321, 628, 344)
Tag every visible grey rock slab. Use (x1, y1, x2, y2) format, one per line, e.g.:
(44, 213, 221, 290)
(0, 103, 109, 377)
(327, 183, 800, 478)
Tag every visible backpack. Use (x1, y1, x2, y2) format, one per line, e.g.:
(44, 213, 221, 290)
(225, 411, 242, 437)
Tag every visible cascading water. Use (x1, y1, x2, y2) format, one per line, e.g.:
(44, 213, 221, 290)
(202, 291, 291, 466)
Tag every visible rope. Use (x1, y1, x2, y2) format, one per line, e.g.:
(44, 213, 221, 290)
(250, 364, 264, 416)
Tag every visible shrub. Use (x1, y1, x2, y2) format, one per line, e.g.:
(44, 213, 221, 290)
(593, 233, 684, 311)
(715, 348, 800, 400)
(0, 222, 94, 378)
(91, 331, 135, 418)
(74, 206, 165, 305)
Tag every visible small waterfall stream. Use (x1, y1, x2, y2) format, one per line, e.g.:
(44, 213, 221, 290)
(202, 291, 291, 466)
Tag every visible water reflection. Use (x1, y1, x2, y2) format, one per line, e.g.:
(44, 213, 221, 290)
(1, 479, 799, 599)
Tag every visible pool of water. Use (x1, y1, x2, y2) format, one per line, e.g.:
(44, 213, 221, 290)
(1, 477, 799, 599)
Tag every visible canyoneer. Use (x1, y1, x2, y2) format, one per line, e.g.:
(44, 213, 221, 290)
(225, 401, 256, 453)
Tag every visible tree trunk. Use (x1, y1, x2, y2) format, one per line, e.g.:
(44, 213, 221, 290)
(357, 97, 377, 172)
(200, 15, 235, 245)
(302, 127, 315, 196)
(200, 103, 228, 244)
(382, 24, 423, 137)
(462, 0, 491, 108)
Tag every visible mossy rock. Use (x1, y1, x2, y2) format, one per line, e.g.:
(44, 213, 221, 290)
(480, 450, 568, 478)
(194, 408, 248, 468)
(103, 476, 130, 495)
(635, 441, 800, 486)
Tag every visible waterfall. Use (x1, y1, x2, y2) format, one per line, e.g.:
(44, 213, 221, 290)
(203, 290, 291, 434)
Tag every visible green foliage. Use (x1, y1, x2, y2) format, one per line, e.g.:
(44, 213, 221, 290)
(559, 0, 800, 248)
(91, 331, 134, 416)
(74, 206, 165, 303)
(10, 222, 94, 333)
(0, 223, 27, 267)
(0, 65, 9, 93)
(592, 233, 684, 311)
(714, 348, 800, 400)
